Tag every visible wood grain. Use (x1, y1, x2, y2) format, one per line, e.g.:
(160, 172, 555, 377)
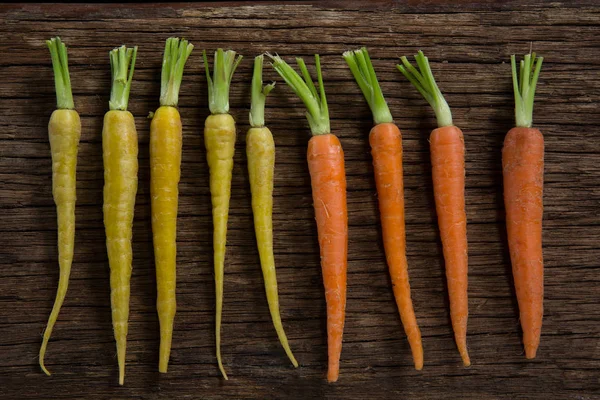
(1, 2, 599, 399)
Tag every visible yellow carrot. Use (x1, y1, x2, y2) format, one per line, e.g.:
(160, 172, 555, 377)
(103, 45, 138, 385)
(202, 48, 242, 380)
(150, 37, 193, 374)
(247, 55, 298, 367)
(39, 37, 81, 376)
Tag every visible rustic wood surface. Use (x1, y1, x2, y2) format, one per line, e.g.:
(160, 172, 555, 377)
(1, 1, 599, 399)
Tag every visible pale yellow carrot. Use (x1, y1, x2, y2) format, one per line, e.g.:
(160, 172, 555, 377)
(202, 48, 242, 380)
(247, 55, 297, 367)
(103, 45, 138, 385)
(39, 37, 81, 376)
(150, 37, 193, 373)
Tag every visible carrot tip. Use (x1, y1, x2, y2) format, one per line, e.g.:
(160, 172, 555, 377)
(327, 370, 339, 383)
(525, 346, 538, 359)
(118, 352, 125, 385)
(158, 343, 171, 373)
(39, 345, 52, 376)
(218, 360, 229, 380)
(119, 361, 125, 384)
(40, 364, 51, 376)
(413, 352, 424, 371)
(461, 352, 471, 367)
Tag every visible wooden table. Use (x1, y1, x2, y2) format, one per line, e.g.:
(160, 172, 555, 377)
(1, 2, 599, 399)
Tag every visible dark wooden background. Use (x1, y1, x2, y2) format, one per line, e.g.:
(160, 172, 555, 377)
(1, 1, 599, 399)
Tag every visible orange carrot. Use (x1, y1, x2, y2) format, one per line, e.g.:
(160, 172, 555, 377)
(430, 125, 469, 366)
(503, 52, 544, 359)
(308, 133, 347, 383)
(270, 54, 348, 382)
(398, 51, 470, 366)
(370, 123, 424, 369)
(343, 47, 423, 370)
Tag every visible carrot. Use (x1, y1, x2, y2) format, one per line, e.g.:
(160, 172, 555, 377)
(39, 37, 81, 376)
(103, 45, 139, 385)
(269, 53, 348, 382)
(398, 51, 470, 366)
(150, 37, 193, 373)
(247, 55, 298, 367)
(202, 48, 243, 380)
(503, 52, 544, 359)
(343, 47, 423, 370)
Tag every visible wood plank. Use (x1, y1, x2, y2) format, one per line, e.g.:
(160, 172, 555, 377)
(1, 1, 599, 399)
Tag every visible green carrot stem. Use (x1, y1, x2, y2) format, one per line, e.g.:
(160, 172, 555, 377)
(249, 55, 275, 128)
(511, 53, 543, 128)
(203, 48, 243, 115)
(47, 37, 74, 110)
(160, 37, 194, 107)
(268, 53, 330, 136)
(397, 50, 452, 128)
(343, 47, 393, 125)
(109, 45, 138, 111)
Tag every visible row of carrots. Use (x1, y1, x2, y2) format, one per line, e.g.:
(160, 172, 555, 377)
(41, 37, 545, 385)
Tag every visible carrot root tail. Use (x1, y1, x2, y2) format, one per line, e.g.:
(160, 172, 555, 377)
(39, 263, 72, 377)
(458, 341, 471, 367)
(117, 337, 126, 385)
(39, 339, 52, 376)
(413, 345, 424, 370)
(453, 317, 471, 366)
(525, 343, 539, 359)
(327, 364, 339, 383)
(217, 339, 229, 380)
(158, 321, 174, 373)
(270, 312, 299, 368)
(215, 281, 228, 380)
(216, 297, 228, 380)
